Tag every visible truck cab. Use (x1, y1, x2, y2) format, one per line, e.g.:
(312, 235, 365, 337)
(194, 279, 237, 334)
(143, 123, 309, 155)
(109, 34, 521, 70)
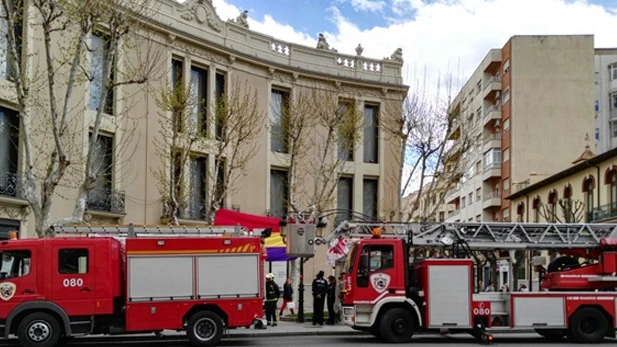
(0, 237, 122, 345)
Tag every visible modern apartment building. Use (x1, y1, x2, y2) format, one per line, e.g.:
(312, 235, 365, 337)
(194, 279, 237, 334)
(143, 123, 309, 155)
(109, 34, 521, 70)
(0, 0, 407, 282)
(445, 35, 596, 222)
(594, 48, 617, 153)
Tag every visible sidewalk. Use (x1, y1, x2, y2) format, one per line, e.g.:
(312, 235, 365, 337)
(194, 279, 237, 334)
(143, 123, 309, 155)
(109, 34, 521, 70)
(73, 321, 364, 342)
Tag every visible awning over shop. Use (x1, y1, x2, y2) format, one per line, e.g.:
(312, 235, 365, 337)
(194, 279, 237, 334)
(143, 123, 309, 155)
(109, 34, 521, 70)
(213, 208, 296, 262)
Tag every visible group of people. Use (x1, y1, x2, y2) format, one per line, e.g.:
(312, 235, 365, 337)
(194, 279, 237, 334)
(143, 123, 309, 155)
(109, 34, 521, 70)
(263, 270, 338, 327)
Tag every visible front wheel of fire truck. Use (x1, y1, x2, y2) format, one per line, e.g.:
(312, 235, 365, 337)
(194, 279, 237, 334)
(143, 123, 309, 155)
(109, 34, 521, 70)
(187, 311, 224, 346)
(378, 308, 415, 343)
(568, 307, 609, 344)
(16, 312, 62, 347)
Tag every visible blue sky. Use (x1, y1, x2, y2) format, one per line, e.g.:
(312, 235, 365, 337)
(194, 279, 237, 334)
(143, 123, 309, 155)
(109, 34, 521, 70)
(222, 0, 616, 35)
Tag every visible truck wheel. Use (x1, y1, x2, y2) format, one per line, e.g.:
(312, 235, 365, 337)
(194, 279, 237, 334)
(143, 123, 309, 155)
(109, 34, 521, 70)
(535, 328, 566, 341)
(187, 311, 224, 346)
(379, 308, 414, 343)
(17, 312, 62, 347)
(568, 307, 608, 343)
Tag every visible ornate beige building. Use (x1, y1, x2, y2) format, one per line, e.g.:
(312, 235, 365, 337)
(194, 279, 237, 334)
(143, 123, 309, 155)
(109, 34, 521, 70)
(0, 0, 407, 283)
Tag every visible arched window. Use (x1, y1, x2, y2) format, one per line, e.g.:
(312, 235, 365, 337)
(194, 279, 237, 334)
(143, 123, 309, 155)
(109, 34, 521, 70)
(532, 197, 541, 223)
(563, 184, 572, 201)
(516, 202, 525, 222)
(548, 190, 558, 222)
(606, 169, 617, 207)
(582, 176, 595, 222)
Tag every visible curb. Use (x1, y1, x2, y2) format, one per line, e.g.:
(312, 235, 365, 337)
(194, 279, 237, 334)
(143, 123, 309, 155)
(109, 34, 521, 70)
(228, 330, 367, 338)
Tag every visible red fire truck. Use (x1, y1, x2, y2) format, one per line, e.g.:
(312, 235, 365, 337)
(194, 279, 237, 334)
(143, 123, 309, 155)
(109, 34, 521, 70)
(323, 220, 617, 344)
(0, 224, 270, 347)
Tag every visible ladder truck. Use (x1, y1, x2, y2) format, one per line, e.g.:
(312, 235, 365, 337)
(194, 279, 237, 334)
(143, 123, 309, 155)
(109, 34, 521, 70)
(0, 224, 271, 347)
(318, 219, 617, 344)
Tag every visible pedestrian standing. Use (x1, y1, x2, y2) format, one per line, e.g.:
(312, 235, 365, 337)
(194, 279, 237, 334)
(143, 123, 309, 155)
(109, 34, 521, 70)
(265, 273, 280, 326)
(279, 278, 295, 316)
(312, 271, 328, 326)
(326, 275, 337, 325)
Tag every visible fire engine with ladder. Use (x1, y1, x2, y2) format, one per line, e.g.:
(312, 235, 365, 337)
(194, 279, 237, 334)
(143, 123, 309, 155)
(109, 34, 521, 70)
(296, 218, 617, 344)
(0, 224, 270, 347)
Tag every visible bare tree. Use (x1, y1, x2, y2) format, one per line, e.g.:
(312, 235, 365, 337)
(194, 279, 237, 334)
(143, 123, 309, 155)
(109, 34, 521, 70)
(154, 70, 263, 225)
(382, 70, 473, 222)
(1, 0, 163, 236)
(538, 199, 585, 223)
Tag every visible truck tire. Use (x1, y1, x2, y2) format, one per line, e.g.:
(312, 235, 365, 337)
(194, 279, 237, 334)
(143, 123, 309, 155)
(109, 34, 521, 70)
(187, 311, 224, 346)
(16, 312, 62, 347)
(568, 307, 608, 343)
(535, 328, 566, 341)
(379, 308, 414, 343)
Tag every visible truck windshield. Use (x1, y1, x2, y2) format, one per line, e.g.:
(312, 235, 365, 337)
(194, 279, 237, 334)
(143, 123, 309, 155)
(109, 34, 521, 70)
(345, 243, 358, 274)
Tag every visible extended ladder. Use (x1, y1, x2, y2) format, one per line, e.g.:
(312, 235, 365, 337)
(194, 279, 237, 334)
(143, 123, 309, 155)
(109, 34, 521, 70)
(325, 220, 617, 250)
(51, 223, 262, 238)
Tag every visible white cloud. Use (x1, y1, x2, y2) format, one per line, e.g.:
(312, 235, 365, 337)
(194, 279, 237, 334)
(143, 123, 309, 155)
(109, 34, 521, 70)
(336, 0, 387, 13)
(204, 0, 617, 90)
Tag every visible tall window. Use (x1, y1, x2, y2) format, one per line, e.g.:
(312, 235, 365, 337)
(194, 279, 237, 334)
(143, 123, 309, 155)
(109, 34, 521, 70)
(532, 197, 541, 223)
(336, 177, 353, 226)
(270, 169, 289, 218)
(363, 178, 378, 219)
(188, 156, 206, 219)
(171, 59, 184, 133)
(363, 104, 378, 163)
(0, 0, 23, 81)
(215, 73, 226, 140)
(0, 107, 19, 198)
(608, 170, 617, 207)
(214, 159, 226, 208)
(338, 100, 355, 161)
(88, 133, 114, 211)
(548, 191, 558, 222)
(270, 89, 289, 153)
(190, 66, 208, 136)
(583, 177, 595, 221)
(89, 33, 113, 115)
(483, 149, 501, 169)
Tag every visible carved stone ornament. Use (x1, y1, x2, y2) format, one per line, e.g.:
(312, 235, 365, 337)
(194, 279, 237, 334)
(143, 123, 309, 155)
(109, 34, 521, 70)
(268, 67, 276, 76)
(386, 48, 403, 62)
(228, 55, 236, 65)
(356, 44, 363, 56)
(227, 10, 249, 29)
(292, 73, 299, 81)
(83, 212, 93, 223)
(177, 0, 224, 33)
(0, 205, 22, 219)
(316, 33, 337, 52)
(334, 80, 342, 89)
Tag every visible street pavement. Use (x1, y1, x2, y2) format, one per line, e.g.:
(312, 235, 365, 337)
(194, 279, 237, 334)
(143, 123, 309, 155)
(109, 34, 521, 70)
(0, 332, 614, 346)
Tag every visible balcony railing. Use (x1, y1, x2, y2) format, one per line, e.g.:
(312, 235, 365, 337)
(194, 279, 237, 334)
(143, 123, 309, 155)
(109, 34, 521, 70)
(484, 162, 501, 171)
(484, 133, 502, 145)
(0, 171, 23, 199)
(483, 76, 501, 90)
(484, 105, 500, 118)
(514, 179, 530, 193)
(484, 191, 501, 201)
(86, 189, 126, 214)
(587, 202, 617, 223)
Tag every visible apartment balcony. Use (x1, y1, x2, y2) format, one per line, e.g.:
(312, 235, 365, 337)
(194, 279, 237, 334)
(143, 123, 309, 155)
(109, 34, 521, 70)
(447, 208, 461, 219)
(446, 183, 462, 204)
(483, 76, 501, 100)
(0, 171, 23, 199)
(483, 105, 502, 126)
(482, 162, 502, 181)
(444, 140, 462, 163)
(447, 118, 461, 140)
(483, 133, 502, 152)
(587, 202, 617, 223)
(482, 50, 502, 74)
(483, 191, 501, 209)
(86, 189, 126, 214)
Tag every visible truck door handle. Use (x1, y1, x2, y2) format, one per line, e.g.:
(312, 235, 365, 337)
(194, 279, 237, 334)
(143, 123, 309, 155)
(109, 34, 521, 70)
(22, 289, 34, 294)
(80, 287, 93, 292)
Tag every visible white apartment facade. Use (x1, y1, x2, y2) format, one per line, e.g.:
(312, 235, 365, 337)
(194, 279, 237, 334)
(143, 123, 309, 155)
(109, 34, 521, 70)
(594, 49, 617, 154)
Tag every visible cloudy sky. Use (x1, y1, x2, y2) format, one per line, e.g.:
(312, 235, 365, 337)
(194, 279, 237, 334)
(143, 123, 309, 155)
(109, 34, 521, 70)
(201, 0, 617, 88)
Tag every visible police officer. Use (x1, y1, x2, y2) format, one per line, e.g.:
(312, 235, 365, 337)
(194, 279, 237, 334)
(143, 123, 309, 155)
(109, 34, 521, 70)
(265, 273, 280, 326)
(312, 270, 328, 325)
(326, 275, 337, 325)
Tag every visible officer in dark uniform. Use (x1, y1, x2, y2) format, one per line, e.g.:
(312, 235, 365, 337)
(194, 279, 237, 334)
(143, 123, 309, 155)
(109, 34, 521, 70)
(326, 275, 337, 325)
(312, 270, 328, 325)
